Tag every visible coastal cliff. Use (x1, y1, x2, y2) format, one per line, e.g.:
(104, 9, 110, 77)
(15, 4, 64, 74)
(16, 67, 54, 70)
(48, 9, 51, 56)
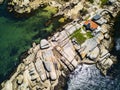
(1, 0, 120, 90)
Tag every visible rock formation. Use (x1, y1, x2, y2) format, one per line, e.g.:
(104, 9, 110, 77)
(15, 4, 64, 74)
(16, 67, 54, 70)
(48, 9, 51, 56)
(1, 0, 120, 90)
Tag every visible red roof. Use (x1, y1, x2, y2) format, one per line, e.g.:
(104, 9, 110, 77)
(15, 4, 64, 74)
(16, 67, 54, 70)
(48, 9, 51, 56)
(84, 20, 98, 30)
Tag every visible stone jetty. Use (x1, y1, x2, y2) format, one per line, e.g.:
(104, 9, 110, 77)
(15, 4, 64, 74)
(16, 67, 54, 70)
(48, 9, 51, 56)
(1, 0, 120, 90)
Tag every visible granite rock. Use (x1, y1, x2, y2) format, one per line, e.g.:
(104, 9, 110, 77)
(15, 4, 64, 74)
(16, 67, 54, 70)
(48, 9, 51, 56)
(87, 47, 100, 60)
(40, 39, 50, 49)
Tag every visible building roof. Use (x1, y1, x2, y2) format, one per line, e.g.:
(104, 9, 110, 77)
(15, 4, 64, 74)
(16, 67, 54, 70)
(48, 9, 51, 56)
(92, 14, 101, 21)
(84, 20, 98, 30)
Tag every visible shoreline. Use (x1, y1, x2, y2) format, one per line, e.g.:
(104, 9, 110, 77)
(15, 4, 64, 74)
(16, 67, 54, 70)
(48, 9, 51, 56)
(0, 0, 120, 89)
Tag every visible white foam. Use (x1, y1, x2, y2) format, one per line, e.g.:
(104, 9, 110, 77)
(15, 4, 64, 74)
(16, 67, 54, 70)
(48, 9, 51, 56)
(67, 64, 115, 90)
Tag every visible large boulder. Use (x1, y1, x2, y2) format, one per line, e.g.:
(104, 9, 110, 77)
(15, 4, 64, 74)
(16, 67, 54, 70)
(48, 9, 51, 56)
(104, 33, 110, 40)
(43, 61, 57, 80)
(80, 38, 98, 58)
(35, 58, 47, 81)
(40, 39, 50, 49)
(43, 61, 52, 72)
(87, 47, 100, 60)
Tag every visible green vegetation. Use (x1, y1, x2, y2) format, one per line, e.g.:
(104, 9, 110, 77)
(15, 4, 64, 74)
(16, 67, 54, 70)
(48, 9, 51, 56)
(101, 0, 108, 5)
(0, 6, 60, 82)
(58, 17, 65, 23)
(44, 6, 58, 15)
(58, 16, 67, 23)
(70, 28, 93, 44)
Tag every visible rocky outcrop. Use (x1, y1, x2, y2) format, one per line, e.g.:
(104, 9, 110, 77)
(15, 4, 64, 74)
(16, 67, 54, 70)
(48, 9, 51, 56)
(1, 0, 120, 90)
(1, 27, 81, 90)
(7, 0, 52, 13)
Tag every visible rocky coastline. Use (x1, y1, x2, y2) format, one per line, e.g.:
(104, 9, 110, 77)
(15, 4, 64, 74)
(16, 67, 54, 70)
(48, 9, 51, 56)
(1, 0, 120, 90)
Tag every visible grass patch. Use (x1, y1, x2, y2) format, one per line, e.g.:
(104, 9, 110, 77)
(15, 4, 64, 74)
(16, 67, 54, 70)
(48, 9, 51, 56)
(86, 31, 93, 38)
(70, 28, 93, 44)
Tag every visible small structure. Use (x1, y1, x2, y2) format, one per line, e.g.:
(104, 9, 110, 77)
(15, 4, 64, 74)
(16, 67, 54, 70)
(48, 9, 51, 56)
(92, 14, 101, 21)
(84, 20, 98, 31)
(95, 18, 107, 25)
